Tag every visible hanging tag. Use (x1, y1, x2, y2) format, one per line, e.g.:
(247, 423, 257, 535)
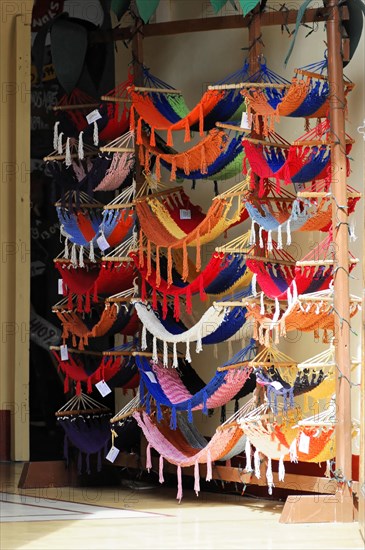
(86, 109, 102, 124)
(240, 111, 252, 130)
(298, 432, 310, 454)
(60, 344, 69, 361)
(145, 371, 157, 384)
(105, 446, 120, 463)
(95, 380, 112, 397)
(96, 234, 110, 251)
(271, 381, 283, 391)
(58, 279, 64, 295)
(180, 209, 191, 220)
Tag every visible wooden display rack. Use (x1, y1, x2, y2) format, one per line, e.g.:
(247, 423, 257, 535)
(108, 0, 359, 525)
(19, 1, 363, 527)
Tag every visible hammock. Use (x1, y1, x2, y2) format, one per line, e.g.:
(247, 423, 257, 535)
(246, 233, 358, 303)
(129, 62, 252, 147)
(246, 180, 360, 238)
(141, 130, 245, 183)
(51, 341, 139, 395)
(56, 393, 111, 475)
(95, 74, 133, 143)
(242, 120, 353, 190)
(132, 245, 252, 320)
(56, 192, 103, 263)
(242, 59, 354, 134)
(54, 299, 138, 350)
(134, 410, 244, 501)
(136, 339, 256, 425)
(139, 128, 229, 182)
(246, 289, 361, 346)
(136, 178, 248, 284)
(134, 301, 248, 367)
(55, 260, 136, 312)
(53, 89, 98, 137)
(98, 183, 137, 248)
(94, 131, 136, 192)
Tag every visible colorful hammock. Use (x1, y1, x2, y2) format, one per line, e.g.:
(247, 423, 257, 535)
(56, 393, 111, 474)
(246, 180, 360, 239)
(132, 242, 252, 320)
(136, 178, 248, 285)
(54, 298, 139, 350)
(56, 192, 103, 263)
(246, 233, 358, 304)
(241, 59, 354, 134)
(134, 300, 248, 367)
(136, 339, 256, 425)
(129, 62, 253, 147)
(53, 89, 98, 137)
(139, 128, 229, 182)
(242, 120, 353, 190)
(140, 129, 245, 183)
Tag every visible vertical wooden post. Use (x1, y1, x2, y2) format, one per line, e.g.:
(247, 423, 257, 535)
(132, 15, 145, 188)
(326, 0, 354, 522)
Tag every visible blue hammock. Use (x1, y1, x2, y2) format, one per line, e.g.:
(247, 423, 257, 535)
(137, 339, 257, 428)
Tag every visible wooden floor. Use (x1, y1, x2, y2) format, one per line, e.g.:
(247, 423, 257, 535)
(0, 463, 363, 550)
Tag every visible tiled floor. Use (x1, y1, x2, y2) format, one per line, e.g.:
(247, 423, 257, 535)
(0, 462, 364, 550)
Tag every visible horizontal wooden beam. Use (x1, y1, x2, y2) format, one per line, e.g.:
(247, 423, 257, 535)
(90, 7, 346, 43)
(112, 451, 359, 495)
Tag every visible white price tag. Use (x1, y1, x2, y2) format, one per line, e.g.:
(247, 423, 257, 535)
(95, 380, 112, 397)
(86, 109, 102, 125)
(58, 279, 64, 295)
(96, 234, 110, 251)
(271, 381, 283, 391)
(145, 371, 157, 383)
(240, 111, 252, 130)
(180, 209, 191, 220)
(60, 344, 69, 361)
(105, 446, 120, 463)
(298, 432, 310, 454)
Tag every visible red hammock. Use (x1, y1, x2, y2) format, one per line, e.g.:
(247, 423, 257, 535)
(98, 73, 134, 142)
(55, 261, 136, 312)
(103, 209, 135, 248)
(55, 89, 97, 133)
(246, 233, 357, 301)
(51, 350, 124, 394)
(129, 87, 225, 146)
(131, 250, 226, 319)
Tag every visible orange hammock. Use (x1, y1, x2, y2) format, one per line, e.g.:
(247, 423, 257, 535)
(136, 196, 245, 285)
(138, 128, 228, 181)
(246, 293, 360, 346)
(55, 303, 138, 350)
(129, 87, 225, 146)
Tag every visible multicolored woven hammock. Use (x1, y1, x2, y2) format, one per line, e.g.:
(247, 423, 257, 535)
(129, 62, 252, 147)
(136, 179, 248, 285)
(56, 393, 111, 475)
(241, 58, 354, 134)
(139, 128, 229, 182)
(131, 245, 252, 320)
(135, 301, 248, 367)
(242, 120, 353, 190)
(246, 232, 358, 303)
(54, 300, 138, 349)
(246, 180, 360, 240)
(136, 339, 256, 425)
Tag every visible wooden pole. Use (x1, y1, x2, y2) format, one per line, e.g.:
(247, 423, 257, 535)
(326, 0, 353, 522)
